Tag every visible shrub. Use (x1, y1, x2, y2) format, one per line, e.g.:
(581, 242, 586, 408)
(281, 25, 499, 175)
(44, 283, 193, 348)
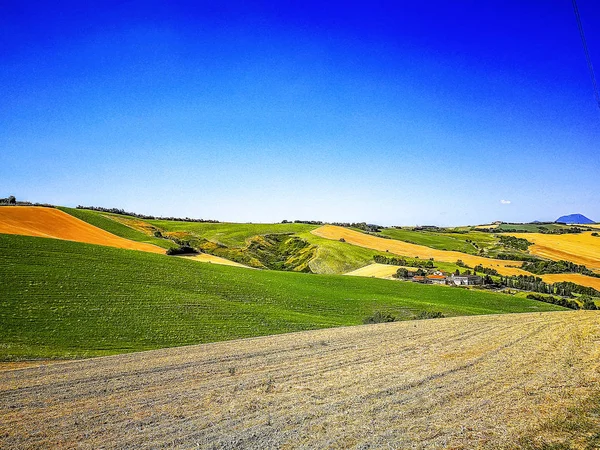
(166, 246, 198, 255)
(363, 311, 396, 324)
(581, 296, 598, 310)
(414, 311, 445, 320)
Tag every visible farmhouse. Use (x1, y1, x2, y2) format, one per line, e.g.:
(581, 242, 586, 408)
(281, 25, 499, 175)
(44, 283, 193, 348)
(426, 274, 448, 285)
(449, 274, 482, 286)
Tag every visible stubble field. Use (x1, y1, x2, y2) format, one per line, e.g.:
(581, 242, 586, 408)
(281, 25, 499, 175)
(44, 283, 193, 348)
(1, 311, 598, 449)
(509, 232, 600, 273)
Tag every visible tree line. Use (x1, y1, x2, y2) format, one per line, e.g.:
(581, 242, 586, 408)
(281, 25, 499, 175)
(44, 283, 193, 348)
(521, 259, 600, 278)
(77, 205, 219, 223)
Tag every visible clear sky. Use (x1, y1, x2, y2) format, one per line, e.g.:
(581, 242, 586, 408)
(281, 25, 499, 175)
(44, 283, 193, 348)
(1, 0, 599, 225)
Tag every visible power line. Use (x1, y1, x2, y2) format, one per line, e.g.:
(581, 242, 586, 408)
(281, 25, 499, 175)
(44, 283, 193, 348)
(572, 0, 600, 110)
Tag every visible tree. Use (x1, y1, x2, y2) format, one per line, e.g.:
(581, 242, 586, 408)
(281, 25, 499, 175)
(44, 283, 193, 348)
(8, 195, 15, 204)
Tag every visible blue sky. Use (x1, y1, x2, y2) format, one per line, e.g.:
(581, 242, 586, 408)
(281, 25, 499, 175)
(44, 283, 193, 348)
(1, 0, 599, 225)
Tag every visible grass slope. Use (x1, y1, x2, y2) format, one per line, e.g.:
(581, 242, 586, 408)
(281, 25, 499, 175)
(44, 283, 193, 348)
(148, 220, 318, 247)
(0, 234, 564, 360)
(58, 207, 176, 250)
(380, 228, 499, 254)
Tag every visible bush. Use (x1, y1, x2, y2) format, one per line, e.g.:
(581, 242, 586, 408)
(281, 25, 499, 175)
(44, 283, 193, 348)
(581, 296, 598, 310)
(414, 311, 445, 320)
(166, 246, 198, 255)
(363, 311, 396, 324)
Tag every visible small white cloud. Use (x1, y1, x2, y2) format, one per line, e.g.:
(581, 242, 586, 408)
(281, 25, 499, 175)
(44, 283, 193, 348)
(500, 199, 511, 204)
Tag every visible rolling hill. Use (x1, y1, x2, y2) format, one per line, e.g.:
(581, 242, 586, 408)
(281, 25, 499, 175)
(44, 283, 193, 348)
(0, 233, 564, 360)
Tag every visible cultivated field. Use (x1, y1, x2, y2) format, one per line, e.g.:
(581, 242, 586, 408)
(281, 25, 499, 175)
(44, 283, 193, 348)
(312, 225, 530, 276)
(540, 273, 600, 292)
(0, 206, 163, 253)
(176, 253, 249, 268)
(1, 311, 598, 449)
(509, 232, 600, 273)
(345, 262, 413, 278)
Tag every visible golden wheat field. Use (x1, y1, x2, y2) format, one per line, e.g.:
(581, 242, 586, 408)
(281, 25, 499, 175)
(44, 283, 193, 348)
(540, 273, 600, 292)
(509, 232, 600, 273)
(1, 311, 598, 449)
(176, 253, 249, 268)
(312, 225, 530, 277)
(0, 207, 164, 254)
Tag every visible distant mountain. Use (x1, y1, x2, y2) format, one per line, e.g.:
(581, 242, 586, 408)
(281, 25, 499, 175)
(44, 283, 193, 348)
(555, 213, 595, 224)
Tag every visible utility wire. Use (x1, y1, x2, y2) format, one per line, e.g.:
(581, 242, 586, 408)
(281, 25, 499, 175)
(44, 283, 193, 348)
(572, 0, 600, 110)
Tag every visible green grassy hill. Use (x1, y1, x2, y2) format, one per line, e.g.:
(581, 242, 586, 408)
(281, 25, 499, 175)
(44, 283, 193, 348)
(63, 209, 393, 273)
(379, 228, 498, 254)
(0, 234, 565, 360)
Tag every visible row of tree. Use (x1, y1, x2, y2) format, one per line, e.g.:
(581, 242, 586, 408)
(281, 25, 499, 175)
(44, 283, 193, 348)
(76, 205, 219, 223)
(521, 259, 599, 278)
(373, 255, 435, 268)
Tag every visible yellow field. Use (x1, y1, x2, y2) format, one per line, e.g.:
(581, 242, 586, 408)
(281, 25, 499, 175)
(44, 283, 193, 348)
(312, 225, 530, 276)
(0, 206, 163, 254)
(1, 311, 598, 449)
(509, 232, 600, 273)
(176, 253, 249, 268)
(344, 263, 413, 278)
(541, 273, 600, 292)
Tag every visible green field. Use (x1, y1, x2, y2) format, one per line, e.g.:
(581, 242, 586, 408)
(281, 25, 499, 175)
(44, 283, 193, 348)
(379, 228, 499, 254)
(148, 219, 318, 247)
(0, 234, 565, 360)
(495, 223, 589, 233)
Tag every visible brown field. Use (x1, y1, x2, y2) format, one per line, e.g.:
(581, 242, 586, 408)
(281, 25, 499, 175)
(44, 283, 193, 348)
(0, 206, 164, 253)
(312, 225, 530, 276)
(1, 311, 598, 449)
(344, 262, 413, 278)
(176, 253, 249, 268)
(541, 273, 600, 292)
(509, 232, 600, 273)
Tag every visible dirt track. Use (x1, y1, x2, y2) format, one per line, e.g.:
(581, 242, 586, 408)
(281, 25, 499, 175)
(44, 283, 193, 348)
(1, 311, 599, 449)
(0, 206, 163, 253)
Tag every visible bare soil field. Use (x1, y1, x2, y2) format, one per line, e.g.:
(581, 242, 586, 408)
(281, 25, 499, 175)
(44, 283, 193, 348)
(509, 232, 600, 273)
(0, 207, 163, 254)
(344, 262, 414, 278)
(1, 311, 599, 449)
(313, 225, 530, 276)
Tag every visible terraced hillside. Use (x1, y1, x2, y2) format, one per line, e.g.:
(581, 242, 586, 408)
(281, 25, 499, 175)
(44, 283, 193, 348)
(1, 311, 598, 449)
(0, 234, 564, 360)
